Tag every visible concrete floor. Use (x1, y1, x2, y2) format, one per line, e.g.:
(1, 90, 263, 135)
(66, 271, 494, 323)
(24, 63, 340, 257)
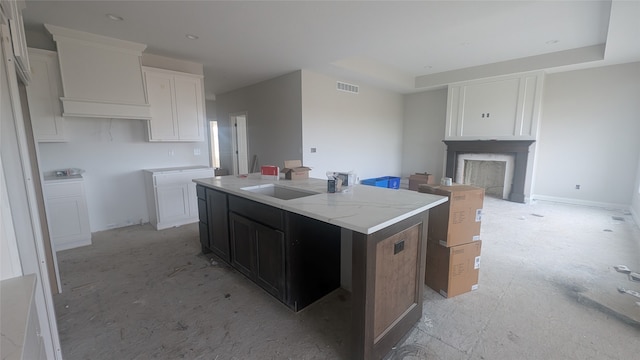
(53, 197, 640, 359)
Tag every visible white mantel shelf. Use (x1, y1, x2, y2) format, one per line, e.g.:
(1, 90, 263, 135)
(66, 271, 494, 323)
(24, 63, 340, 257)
(194, 174, 447, 235)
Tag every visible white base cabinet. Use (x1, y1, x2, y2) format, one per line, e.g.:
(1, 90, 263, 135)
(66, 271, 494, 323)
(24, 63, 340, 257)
(144, 166, 214, 230)
(43, 175, 92, 251)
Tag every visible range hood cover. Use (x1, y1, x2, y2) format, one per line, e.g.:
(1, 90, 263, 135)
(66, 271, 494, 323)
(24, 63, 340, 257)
(44, 24, 151, 120)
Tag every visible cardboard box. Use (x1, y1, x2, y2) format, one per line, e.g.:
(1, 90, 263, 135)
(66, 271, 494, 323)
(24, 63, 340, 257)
(281, 160, 311, 180)
(425, 240, 481, 298)
(419, 184, 484, 247)
(408, 173, 435, 191)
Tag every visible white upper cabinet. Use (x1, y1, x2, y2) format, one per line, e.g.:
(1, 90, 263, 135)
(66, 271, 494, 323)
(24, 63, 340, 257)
(25, 48, 65, 142)
(445, 72, 544, 140)
(44, 24, 151, 120)
(2, 0, 30, 82)
(143, 67, 205, 142)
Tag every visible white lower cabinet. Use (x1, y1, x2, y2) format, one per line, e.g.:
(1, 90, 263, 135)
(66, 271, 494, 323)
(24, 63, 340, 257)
(144, 167, 214, 230)
(43, 175, 92, 251)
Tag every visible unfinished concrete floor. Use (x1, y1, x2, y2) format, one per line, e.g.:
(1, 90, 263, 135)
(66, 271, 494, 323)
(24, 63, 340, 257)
(53, 197, 640, 359)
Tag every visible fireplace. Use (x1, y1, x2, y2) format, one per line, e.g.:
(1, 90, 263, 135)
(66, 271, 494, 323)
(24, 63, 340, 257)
(443, 140, 535, 203)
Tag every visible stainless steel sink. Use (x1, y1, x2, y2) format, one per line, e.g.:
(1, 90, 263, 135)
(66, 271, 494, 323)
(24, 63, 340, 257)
(240, 184, 318, 200)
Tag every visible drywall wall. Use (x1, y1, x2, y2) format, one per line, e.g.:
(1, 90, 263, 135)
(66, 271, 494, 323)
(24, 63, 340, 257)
(533, 62, 640, 207)
(301, 70, 404, 180)
(401, 89, 448, 180)
(215, 71, 302, 173)
(38, 118, 209, 232)
(632, 155, 640, 226)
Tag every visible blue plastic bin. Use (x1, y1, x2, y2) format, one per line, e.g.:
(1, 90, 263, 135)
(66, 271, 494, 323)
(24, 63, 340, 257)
(360, 177, 389, 188)
(360, 176, 401, 189)
(383, 176, 401, 189)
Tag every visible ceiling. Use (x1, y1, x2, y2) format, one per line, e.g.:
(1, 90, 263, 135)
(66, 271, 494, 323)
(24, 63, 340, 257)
(21, 0, 640, 99)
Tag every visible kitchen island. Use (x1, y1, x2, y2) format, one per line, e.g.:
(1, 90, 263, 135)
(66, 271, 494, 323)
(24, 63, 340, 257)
(194, 175, 447, 360)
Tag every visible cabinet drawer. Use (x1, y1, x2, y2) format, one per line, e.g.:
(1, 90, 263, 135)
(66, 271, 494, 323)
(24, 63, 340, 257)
(44, 180, 83, 198)
(154, 169, 213, 186)
(228, 195, 284, 230)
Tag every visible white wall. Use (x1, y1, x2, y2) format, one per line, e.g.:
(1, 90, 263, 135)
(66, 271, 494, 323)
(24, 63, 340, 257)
(38, 118, 209, 232)
(215, 71, 302, 172)
(301, 70, 404, 180)
(533, 62, 640, 207)
(401, 89, 448, 180)
(632, 154, 640, 226)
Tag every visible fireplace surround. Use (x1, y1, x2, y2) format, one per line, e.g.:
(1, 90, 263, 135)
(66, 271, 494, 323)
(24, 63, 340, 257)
(443, 140, 535, 203)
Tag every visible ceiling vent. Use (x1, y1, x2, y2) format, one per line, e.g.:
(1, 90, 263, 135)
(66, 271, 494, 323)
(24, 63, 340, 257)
(337, 81, 359, 94)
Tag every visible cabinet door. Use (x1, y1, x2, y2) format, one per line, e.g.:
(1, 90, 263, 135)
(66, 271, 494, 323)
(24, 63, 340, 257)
(25, 49, 65, 142)
(46, 195, 90, 251)
(145, 70, 178, 140)
(156, 184, 190, 224)
(206, 188, 230, 262)
(254, 222, 285, 300)
(229, 213, 256, 279)
(174, 75, 204, 141)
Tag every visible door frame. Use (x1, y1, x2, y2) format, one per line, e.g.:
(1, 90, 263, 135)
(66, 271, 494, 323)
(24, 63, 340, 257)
(230, 111, 249, 175)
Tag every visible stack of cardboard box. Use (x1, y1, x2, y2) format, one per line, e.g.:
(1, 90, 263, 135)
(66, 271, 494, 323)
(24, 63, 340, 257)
(418, 184, 484, 298)
(408, 172, 436, 191)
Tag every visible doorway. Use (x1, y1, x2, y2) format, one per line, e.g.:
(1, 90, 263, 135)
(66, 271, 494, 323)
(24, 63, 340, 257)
(230, 112, 249, 175)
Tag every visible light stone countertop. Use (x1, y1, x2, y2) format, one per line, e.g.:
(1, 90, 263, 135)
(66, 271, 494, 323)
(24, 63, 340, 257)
(143, 165, 213, 174)
(0, 274, 37, 360)
(194, 174, 447, 234)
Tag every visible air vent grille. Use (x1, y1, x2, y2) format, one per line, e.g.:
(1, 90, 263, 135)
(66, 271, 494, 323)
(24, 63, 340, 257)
(337, 81, 359, 94)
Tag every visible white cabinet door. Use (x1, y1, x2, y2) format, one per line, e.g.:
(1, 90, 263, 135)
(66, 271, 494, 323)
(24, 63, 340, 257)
(143, 67, 205, 142)
(145, 70, 178, 140)
(144, 168, 214, 230)
(156, 184, 190, 224)
(44, 179, 91, 251)
(174, 75, 204, 141)
(25, 48, 65, 142)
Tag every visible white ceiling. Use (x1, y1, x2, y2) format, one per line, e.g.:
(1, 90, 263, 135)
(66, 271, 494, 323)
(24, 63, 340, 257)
(21, 0, 640, 99)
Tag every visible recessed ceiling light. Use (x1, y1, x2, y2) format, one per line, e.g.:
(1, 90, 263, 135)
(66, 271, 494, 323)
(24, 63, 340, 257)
(186, 34, 199, 40)
(424, 65, 433, 69)
(546, 40, 559, 45)
(106, 14, 123, 21)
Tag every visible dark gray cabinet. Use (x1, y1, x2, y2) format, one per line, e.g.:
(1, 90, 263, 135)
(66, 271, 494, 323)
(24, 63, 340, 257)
(229, 212, 286, 300)
(196, 185, 230, 262)
(197, 188, 341, 311)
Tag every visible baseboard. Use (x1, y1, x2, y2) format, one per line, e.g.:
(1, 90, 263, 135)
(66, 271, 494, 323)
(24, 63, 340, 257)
(531, 194, 630, 210)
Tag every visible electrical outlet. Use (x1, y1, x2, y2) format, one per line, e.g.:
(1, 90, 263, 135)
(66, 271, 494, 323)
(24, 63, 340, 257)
(575, 184, 581, 190)
(168, 149, 175, 157)
(194, 148, 201, 156)
(310, 147, 317, 153)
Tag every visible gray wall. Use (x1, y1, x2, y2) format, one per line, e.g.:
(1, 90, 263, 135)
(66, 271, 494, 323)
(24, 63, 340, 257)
(533, 62, 640, 207)
(401, 89, 448, 180)
(400, 62, 640, 208)
(215, 71, 302, 173)
(301, 70, 404, 180)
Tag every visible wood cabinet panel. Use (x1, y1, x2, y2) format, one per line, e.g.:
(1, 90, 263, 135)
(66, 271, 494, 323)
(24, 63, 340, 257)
(229, 212, 257, 278)
(255, 223, 285, 299)
(206, 188, 230, 262)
